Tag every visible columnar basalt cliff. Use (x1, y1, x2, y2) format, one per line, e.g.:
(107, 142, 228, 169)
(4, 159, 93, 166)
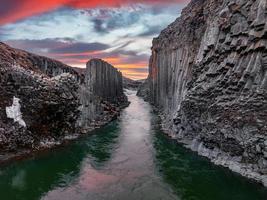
(142, 0, 267, 185)
(77, 59, 127, 131)
(0, 43, 127, 159)
(86, 59, 124, 101)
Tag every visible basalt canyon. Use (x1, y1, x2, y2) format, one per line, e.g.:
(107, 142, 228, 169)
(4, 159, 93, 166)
(1, 0, 267, 199)
(138, 0, 267, 186)
(0, 42, 127, 160)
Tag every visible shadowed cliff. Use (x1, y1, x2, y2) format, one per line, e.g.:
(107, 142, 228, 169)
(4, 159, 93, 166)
(0, 42, 127, 158)
(140, 0, 267, 186)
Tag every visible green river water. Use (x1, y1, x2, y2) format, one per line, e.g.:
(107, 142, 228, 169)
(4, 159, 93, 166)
(0, 90, 267, 200)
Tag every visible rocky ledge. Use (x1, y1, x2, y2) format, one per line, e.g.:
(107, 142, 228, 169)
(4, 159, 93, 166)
(140, 0, 267, 186)
(123, 77, 144, 90)
(0, 42, 127, 162)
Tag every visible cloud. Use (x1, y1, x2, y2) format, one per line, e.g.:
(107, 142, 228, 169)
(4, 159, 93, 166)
(5, 39, 110, 54)
(4, 38, 149, 79)
(0, 3, 184, 52)
(0, 1, 188, 79)
(5, 38, 149, 68)
(91, 8, 141, 34)
(0, 0, 189, 25)
(50, 42, 109, 53)
(138, 26, 163, 36)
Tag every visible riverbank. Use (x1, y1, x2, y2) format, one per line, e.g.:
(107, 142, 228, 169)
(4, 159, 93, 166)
(0, 98, 129, 165)
(137, 98, 267, 187)
(1, 91, 267, 200)
(157, 113, 267, 188)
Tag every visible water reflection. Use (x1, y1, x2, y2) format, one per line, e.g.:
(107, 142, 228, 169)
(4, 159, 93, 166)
(0, 122, 120, 200)
(41, 90, 178, 200)
(153, 131, 267, 200)
(0, 90, 267, 200)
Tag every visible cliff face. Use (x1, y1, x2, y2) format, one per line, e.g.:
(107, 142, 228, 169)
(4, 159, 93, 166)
(146, 0, 267, 185)
(136, 79, 150, 101)
(0, 43, 126, 155)
(77, 59, 127, 131)
(0, 42, 82, 82)
(0, 63, 80, 152)
(86, 59, 123, 101)
(123, 77, 144, 89)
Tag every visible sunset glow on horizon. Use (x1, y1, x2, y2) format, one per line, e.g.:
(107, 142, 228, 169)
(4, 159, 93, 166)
(0, 0, 189, 79)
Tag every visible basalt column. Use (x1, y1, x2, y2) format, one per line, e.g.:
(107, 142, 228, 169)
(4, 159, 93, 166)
(86, 59, 123, 102)
(0, 43, 127, 156)
(77, 59, 126, 131)
(144, 0, 267, 186)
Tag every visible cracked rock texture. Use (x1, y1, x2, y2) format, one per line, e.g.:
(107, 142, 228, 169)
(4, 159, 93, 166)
(123, 77, 144, 90)
(77, 59, 127, 131)
(143, 0, 267, 186)
(0, 43, 126, 155)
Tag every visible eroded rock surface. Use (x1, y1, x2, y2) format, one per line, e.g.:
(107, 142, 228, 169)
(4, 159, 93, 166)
(77, 59, 127, 131)
(0, 43, 127, 157)
(145, 0, 267, 185)
(123, 77, 144, 90)
(0, 62, 80, 152)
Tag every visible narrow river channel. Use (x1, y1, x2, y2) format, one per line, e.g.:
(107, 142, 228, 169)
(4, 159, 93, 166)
(0, 90, 267, 200)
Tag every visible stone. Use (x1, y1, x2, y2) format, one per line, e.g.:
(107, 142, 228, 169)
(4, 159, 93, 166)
(6, 97, 26, 127)
(0, 43, 127, 155)
(141, 0, 267, 187)
(77, 59, 128, 130)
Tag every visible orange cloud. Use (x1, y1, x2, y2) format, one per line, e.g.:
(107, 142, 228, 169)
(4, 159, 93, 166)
(121, 71, 148, 80)
(61, 56, 148, 79)
(104, 57, 121, 64)
(0, 0, 67, 25)
(115, 63, 148, 69)
(49, 53, 148, 79)
(0, 0, 189, 25)
(114, 63, 148, 80)
(51, 50, 103, 57)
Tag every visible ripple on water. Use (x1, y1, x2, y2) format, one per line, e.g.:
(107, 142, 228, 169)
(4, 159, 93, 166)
(11, 170, 26, 190)
(0, 91, 267, 200)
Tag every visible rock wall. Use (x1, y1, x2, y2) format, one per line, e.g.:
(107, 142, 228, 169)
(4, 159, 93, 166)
(123, 77, 144, 89)
(0, 62, 80, 152)
(0, 43, 127, 156)
(146, 0, 267, 185)
(77, 59, 127, 131)
(86, 59, 123, 101)
(0, 42, 82, 82)
(136, 79, 150, 101)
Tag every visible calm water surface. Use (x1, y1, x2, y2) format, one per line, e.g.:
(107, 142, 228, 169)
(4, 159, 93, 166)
(1, 90, 267, 200)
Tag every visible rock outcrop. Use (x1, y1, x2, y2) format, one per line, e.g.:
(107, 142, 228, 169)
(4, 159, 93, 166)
(77, 59, 127, 131)
(123, 77, 144, 90)
(144, 0, 267, 186)
(86, 59, 124, 101)
(0, 62, 80, 153)
(136, 79, 150, 101)
(0, 42, 82, 82)
(0, 43, 127, 158)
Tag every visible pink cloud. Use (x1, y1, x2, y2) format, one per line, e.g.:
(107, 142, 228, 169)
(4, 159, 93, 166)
(0, 0, 189, 25)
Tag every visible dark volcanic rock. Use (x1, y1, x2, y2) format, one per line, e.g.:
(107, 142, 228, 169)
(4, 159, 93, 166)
(0, 42, 82, 82)
(77, 59, 128, 131)
(145, 0, 267, 185)
(136, 79, 150, 101)
(0, 62, 80, 151)
(123, 77, 144, 90)
(86, 59, 124, 101)
(0, 43, 127, 156)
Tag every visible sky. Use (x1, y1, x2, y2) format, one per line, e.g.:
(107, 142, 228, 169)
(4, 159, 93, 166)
(0, 0, 189, 80)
